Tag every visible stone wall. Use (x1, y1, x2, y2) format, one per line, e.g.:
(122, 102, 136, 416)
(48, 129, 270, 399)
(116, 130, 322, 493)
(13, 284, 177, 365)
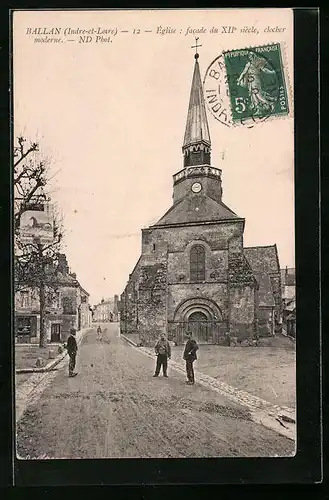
(142, 222, 244, 255)
(173, 174, 222, 204)
(168, 283, 228, 322)
(270, 274, 283, 326)
(138, 261, 168, 346)
(228, 249, 257, 340)
(228, 286, 256, 340)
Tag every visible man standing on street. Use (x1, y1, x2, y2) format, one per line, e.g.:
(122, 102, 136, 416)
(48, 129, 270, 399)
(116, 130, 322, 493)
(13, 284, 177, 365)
(153, 332, 171, 378)
(65, 328, 78, 377)
(97, 325, 102, 342)
(183, 330, 199, 385)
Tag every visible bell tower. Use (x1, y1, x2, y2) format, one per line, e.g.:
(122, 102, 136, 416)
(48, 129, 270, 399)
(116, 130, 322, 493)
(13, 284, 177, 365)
(173, 39, 223, 204)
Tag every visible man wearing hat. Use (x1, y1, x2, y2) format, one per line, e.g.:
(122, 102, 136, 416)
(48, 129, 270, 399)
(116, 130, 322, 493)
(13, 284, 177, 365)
(183, 330, 199, 385)
(153, 332, 171, 378)
(65, 328, 78, 377)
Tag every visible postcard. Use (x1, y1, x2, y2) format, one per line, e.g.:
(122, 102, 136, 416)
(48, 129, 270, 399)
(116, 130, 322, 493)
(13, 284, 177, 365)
(13, 8, 297, 467)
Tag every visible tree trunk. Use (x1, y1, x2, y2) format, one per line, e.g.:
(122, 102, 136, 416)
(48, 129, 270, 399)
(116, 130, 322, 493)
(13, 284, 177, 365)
(38, 243, 47, 348)
(39, 282, 47, 348)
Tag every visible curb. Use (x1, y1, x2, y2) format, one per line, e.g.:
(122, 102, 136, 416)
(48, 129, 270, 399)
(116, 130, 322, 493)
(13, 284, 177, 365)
(120, 335, 140, 348)
(120, 334, 296, 442)
(15, 327, 91, 423)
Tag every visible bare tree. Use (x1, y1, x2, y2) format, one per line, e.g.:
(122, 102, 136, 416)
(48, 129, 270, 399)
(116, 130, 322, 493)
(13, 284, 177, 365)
(13, 136, 50, 231)
(14, 136, 65, 348)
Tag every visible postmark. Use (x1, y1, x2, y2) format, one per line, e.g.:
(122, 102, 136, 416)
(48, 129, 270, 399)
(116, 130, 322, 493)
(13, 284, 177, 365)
(203, 43, 290, 127)
(203, 54, 232, 128)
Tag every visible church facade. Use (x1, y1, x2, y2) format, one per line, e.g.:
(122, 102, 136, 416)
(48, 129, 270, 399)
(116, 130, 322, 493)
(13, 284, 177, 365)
(120, 50, 282, 347)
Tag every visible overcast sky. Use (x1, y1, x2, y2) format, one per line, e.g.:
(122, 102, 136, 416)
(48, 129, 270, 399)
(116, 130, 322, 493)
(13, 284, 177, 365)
(13, 9, 294, 305)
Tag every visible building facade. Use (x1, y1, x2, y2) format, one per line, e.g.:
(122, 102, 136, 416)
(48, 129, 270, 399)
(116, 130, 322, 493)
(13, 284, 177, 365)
(120, 50, 282, 347)
(15, 254, 92, 343)
(281, 267, 296, 305)
(93, 295, 119, 323)
(281, 267, 296, 337)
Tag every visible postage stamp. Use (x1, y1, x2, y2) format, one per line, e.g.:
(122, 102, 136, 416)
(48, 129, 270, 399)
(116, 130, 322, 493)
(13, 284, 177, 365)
(223, 43, 289, 123)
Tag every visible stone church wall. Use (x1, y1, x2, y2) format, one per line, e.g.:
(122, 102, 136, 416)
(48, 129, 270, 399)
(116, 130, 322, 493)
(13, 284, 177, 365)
(270, 274, 283, 326)
(167, 247, 228, 283)
(228, 246, 257, 340)
(228, 285, 256, 340)
(167, 282, 228, 322)
(142, 222, 244, 254)
(137, 260, 168, 346)
(122, 219, 276, 345)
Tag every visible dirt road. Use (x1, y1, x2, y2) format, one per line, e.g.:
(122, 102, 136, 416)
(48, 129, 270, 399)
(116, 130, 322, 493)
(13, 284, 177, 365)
(16, 323, 294, 459)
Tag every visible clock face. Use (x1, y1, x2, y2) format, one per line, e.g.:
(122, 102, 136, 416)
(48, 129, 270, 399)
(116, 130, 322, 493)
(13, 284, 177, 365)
(191, 182, 202, 193)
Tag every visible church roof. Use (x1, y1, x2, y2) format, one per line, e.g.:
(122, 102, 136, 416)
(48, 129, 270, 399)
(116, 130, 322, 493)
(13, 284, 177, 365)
(183, 54, 211, 148)
(153, 194, 241, 227)
(244, 245, 280, 308)
(244, 245, 280, 275)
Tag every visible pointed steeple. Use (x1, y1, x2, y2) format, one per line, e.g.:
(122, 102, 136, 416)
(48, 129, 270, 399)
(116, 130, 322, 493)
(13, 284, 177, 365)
(183, 42, 211, 168)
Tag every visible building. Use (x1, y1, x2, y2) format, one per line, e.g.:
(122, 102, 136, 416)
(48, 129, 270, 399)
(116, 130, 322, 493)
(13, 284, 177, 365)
(281, 267, 296, 337)
(120, 49, 282, 347)
(281, 267, 296, 305)
(15, 254, 92, 343)
(93, 295, 119, 323)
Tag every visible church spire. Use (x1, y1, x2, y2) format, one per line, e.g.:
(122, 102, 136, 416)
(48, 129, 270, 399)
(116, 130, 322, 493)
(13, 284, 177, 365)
(183, 39, 211, 168)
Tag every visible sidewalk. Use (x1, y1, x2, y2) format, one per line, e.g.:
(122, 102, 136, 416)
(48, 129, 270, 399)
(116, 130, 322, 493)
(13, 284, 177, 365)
(120, 334, 296, 442)
(15, 327, 91, 423)
(15, 327, 87, 374)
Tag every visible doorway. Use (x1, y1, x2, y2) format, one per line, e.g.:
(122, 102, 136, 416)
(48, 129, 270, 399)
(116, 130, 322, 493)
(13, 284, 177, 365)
(188, 311, 209, 343)
(51, 323, 61, 343)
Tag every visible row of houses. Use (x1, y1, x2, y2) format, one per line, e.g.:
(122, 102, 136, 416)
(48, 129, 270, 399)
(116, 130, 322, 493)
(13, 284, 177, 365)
(15, 254, 92, 343)
(93, 295, 119, 323)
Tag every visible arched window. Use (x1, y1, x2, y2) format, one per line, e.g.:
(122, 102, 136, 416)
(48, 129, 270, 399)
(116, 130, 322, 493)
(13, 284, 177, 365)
(190, 245, 205, 282)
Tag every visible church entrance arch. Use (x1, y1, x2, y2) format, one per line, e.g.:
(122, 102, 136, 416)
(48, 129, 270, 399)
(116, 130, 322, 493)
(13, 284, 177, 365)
(187, 310, 210, 343)
(188, 311, 207, 322)
(170, 298, 228, 345)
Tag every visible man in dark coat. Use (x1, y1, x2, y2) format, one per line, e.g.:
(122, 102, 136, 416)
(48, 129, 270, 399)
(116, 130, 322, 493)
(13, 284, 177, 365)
(183, 330, 199, 385)
(153, 333, 171, 378)
(65, 328, 78, 377)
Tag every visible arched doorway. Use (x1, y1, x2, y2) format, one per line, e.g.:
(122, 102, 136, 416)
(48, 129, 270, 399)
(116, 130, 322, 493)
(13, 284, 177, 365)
(188, 311, 209, 343)
(188, 311, 207, 322)
(169, 298, 227, 344)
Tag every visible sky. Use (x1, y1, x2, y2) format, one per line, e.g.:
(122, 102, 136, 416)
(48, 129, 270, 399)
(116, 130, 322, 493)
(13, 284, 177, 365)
(13, 8, 294, 305)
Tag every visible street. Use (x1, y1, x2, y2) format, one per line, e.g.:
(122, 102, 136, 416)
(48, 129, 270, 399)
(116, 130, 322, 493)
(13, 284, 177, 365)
(16, 323, 295, 459)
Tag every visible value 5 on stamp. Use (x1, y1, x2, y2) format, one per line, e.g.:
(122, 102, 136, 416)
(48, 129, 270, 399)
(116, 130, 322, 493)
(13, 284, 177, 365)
(223, 43, 289, 123)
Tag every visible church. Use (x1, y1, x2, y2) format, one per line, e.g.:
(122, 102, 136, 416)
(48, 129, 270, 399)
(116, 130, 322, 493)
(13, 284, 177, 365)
(120, 48, 282, 347)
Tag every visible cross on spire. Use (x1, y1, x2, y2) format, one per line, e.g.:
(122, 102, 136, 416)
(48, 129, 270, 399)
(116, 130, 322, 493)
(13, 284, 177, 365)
(191, 37, 202, 59)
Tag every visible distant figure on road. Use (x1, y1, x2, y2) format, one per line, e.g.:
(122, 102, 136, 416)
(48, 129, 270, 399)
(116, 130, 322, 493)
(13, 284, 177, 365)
(153, 332, 171, 378)
(183, 330, 199, 385)
(97, 325, 102, 341)
(65, 328, 78, 377)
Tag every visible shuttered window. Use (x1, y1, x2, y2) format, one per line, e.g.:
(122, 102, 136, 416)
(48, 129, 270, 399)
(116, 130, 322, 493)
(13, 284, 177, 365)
(190, 245, 205, 282)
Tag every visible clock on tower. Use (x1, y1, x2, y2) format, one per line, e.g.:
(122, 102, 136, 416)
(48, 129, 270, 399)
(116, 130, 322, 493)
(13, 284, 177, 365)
(191, 182, 202, 193)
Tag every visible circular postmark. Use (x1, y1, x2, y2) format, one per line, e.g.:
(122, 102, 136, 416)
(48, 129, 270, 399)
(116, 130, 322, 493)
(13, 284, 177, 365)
(203, 54, 232, 127)
(204, 45, 287, 128)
